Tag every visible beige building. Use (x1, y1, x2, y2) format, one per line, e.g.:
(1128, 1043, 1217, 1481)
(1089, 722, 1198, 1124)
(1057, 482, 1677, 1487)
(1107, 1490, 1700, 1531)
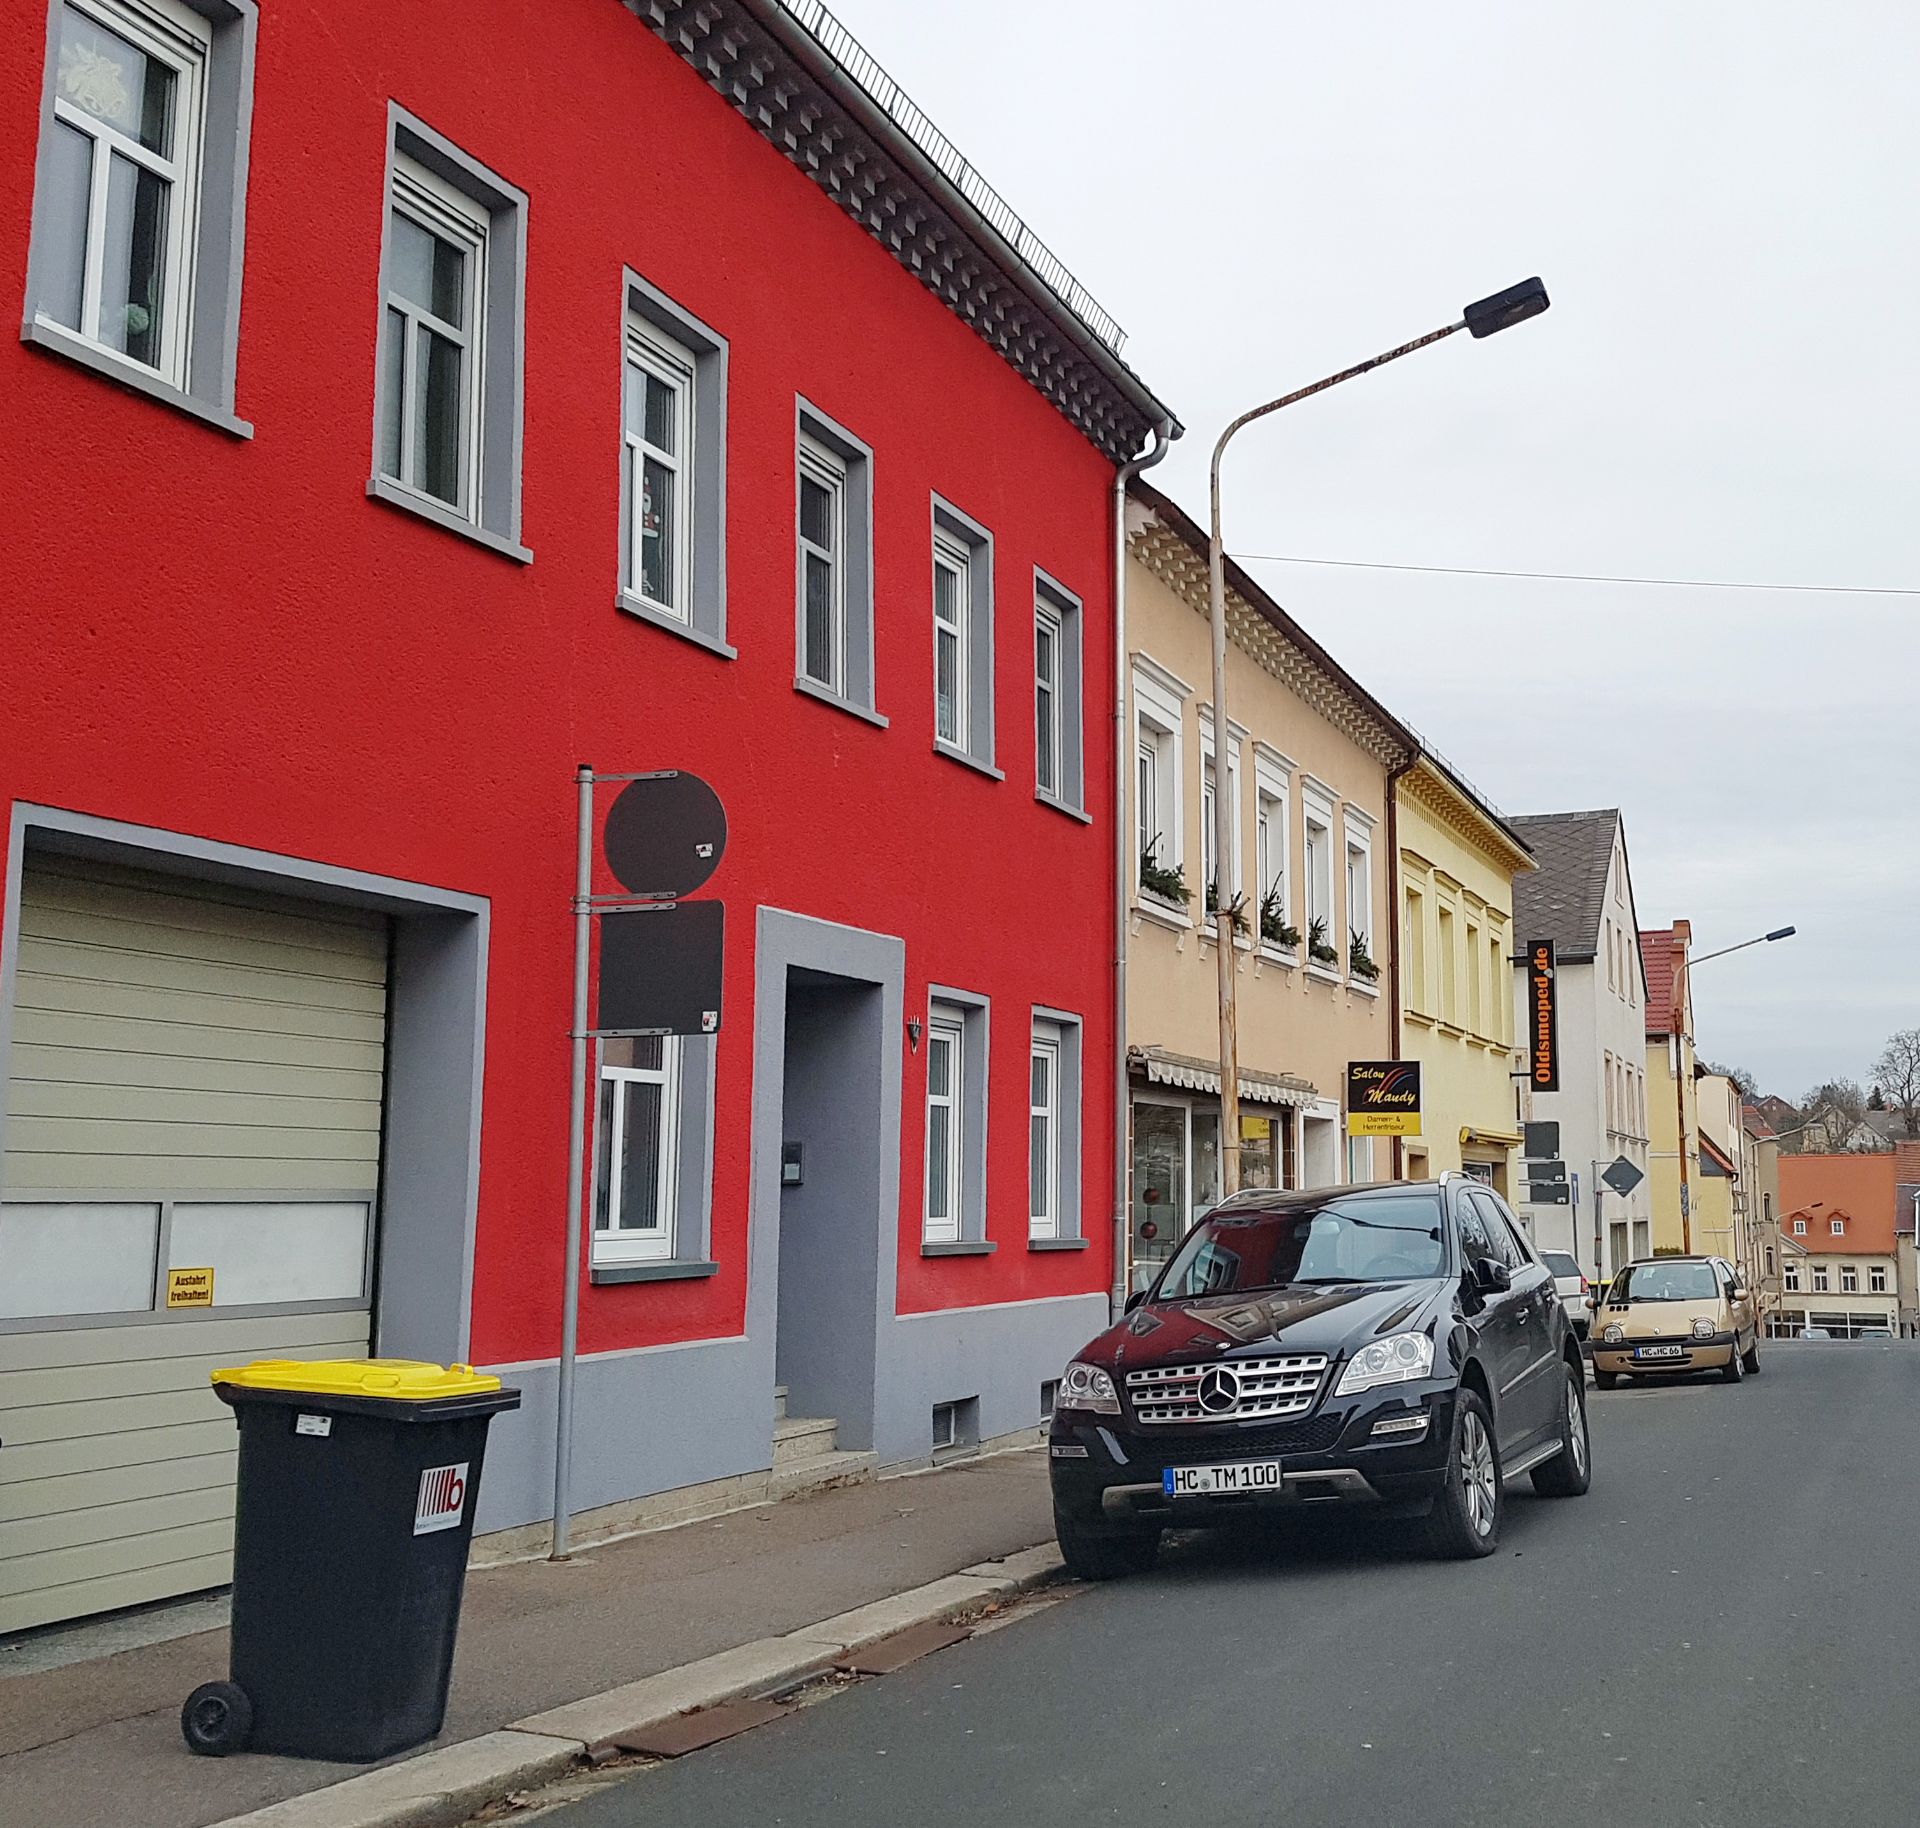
(1395, 753, 1534, 1197)
(1122, 483, 1412, 1289)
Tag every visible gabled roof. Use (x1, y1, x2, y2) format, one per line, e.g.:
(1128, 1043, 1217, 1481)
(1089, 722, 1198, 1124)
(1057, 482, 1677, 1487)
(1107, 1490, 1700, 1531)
(1508, 811, 1619, 961)
(1640, 928, 1680, 1037)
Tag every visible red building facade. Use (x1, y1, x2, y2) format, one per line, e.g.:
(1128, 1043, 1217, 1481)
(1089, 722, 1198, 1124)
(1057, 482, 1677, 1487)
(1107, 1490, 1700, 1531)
(0, 0, 1174, 1629)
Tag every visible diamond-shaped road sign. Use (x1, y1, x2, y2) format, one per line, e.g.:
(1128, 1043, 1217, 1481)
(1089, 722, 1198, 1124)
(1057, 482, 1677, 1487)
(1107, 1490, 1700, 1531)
(1601, 1154, 1645, 1198)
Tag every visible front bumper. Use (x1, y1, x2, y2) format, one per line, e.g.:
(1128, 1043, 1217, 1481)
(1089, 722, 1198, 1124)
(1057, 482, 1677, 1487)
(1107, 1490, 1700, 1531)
(1591, 1330, 1735, 1375)
(1049, 1383, 1457, 1532)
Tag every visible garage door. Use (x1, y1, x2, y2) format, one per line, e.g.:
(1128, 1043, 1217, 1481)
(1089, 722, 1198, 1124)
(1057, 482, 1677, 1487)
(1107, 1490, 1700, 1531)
(0, 858, 388, 1634)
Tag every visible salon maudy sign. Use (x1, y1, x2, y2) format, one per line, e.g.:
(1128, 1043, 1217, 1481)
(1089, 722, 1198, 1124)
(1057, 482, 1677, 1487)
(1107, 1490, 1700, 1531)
(1346, 1061, 1422, 1136)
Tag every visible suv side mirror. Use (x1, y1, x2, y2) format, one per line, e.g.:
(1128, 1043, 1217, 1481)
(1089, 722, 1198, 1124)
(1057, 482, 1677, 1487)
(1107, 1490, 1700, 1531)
(1473, 1258, 1513, 1295)
(1123, 1289, 1145, 1314)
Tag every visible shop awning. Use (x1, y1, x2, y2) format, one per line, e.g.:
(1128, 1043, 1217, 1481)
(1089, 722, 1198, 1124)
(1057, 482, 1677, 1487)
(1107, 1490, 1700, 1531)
(1128, 1046, 1316, 1108)
(1459, 1125, 1524, 1150)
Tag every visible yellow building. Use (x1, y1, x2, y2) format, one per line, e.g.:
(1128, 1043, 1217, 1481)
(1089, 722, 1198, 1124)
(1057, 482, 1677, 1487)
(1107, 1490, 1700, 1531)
(1123, 483, 1413, 1288)
(1395, 753, 1535, 1196)
(1640, 923, 1698, 1253)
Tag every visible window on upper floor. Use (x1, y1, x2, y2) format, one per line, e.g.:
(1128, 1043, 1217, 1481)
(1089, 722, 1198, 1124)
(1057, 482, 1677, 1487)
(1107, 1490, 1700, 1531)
(1487, 927, 1507, 1042)
(1812, 1265, 1829, 1292)
(795, 402, 877, 719)
(1134, 666, 1186, 908)
(1199, 716, 1242, 929)
(1842, 1265, 1859, 1293)
(1832, 1218, 1846, 1236)
(1034, 573, 1085, 815)
(1465, 914, 1483, 1034)
(1254, 753, 1291, 951)
(1303, 783, 1336, 963)
(1403, 886, 1426, 1009)
(1605, 1054, 1617, 1130)
(618, 274, 729, 653)
(1784, 1262, 1800, 1290)
(928, 499, 993, 770)
(1872, 1264, 1888, 1293)
(25, 0, 256, 430)
(1343, 816, 1374, 974)
(1437, 902, 1458, 1022)
(1793, 1218, 1807, 1235)
(1606, 921, 1617, 991)
(373, 113, 529, 559)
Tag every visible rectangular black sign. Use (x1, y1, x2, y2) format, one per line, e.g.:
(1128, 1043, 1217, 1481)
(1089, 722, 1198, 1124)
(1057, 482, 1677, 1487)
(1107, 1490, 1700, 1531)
(1522, 1121, 1561, 1159)
(1527, 939, 1559, 1093)
(596, 901, 724, 1037)
(1345, 1060, 1422, 1135)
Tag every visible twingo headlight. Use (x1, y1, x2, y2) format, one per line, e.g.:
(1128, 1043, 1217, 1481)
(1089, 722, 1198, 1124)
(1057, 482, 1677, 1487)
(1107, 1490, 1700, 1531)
(1602, 1323, 1625, 1344)
(1691, 1316, 1717, 1340)
(1058, 1360, 1121, 1416)
(1335, 1331, 1434, 1397)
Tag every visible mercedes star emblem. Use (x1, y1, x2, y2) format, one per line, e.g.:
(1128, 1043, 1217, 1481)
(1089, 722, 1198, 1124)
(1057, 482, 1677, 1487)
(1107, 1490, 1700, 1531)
(1197, 1366, 1240, 1414)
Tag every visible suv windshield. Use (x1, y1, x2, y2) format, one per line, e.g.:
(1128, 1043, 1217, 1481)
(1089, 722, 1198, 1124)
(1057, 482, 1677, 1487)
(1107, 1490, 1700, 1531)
(1542, 1252, 1581, 1278)
(1611, 1261, 1719, 1303)
(1154, 1191, 1446, 1299)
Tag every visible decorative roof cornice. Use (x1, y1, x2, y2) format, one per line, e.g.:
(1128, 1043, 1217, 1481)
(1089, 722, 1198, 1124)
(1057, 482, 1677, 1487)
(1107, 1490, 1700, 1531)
(1400, 756, 1536, 878)
(620, 0, 1179, 461)
(1126, 498, 1414, 772)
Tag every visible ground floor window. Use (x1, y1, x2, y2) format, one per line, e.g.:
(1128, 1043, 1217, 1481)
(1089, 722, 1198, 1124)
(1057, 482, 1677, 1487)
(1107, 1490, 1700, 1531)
(595, 1036, 681, 1264)
(1130, 1096, 1222, 1289)
(1237, 1107, 1299, 1192)
(1609, 1220, 1629, 1278)
(1347, 1134, 1374, 1183)
(1631, 1219, 1650, 1261)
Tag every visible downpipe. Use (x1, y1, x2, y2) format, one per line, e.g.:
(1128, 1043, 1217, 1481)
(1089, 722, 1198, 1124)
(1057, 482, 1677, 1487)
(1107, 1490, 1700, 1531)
(1112, 418, 1175, 1319)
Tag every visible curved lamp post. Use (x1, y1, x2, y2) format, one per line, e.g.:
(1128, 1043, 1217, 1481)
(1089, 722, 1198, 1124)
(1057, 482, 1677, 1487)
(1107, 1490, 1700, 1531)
(1205, 280, 1551, 1199)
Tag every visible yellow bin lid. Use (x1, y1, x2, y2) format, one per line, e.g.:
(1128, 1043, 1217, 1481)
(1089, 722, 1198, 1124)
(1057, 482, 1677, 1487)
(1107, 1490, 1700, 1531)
(212, 1358, 503, 1401)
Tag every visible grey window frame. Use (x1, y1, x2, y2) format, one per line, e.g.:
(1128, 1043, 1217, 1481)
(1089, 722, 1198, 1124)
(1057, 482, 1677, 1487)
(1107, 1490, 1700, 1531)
(588, 1033, 718, 1284)
(929, 495, 997, 774)
(1034, 569, 1087, 819)
(22, 0, 257, 437)
(618, 270, 730, 655)
(1028, 1007, 1086, 1249)
(369, 105, 529, 564)
(794, 398, 881, 724)
(922, 987, 992, 1255)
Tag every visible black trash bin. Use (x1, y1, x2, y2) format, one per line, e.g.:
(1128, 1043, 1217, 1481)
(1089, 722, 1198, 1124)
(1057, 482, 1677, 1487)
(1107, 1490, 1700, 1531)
(181, 1358, 520, 1762)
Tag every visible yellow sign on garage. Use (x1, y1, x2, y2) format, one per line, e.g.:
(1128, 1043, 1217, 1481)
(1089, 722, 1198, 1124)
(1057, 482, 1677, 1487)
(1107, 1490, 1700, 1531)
(166, 1267, 215, 1308)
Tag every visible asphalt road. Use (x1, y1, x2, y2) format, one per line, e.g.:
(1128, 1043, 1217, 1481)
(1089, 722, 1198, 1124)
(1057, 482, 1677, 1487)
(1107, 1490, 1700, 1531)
(557, 1344, 1920, 1828)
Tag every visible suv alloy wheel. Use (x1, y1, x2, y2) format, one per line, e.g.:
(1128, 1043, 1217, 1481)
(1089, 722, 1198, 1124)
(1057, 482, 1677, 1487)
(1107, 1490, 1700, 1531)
(1422, 1389, 1502, 1559)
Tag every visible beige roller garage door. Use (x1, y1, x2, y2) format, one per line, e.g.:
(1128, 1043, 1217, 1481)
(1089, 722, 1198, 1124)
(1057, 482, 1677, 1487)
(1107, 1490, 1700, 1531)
(0, 858, 389, 1634)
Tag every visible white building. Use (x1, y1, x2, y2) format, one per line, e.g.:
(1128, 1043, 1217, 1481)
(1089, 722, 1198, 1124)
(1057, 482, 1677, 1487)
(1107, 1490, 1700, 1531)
(1509, 810, 1655, 1280)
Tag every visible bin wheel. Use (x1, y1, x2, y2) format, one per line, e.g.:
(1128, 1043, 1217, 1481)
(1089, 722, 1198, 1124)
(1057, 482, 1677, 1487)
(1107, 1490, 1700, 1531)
(181, 1680, 253, 1757)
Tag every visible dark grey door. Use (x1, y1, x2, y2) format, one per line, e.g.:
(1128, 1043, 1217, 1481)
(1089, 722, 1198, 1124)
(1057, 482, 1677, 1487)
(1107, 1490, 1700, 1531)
(1453, 1191, 1533, 1458)
(1474, 1189, 1561, 1448)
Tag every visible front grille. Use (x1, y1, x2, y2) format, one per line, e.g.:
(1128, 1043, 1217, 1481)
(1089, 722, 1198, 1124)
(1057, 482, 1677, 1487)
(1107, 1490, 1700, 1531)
(1152, 1412, 1348, 1464)
(1125, 1354, 1329, 1425)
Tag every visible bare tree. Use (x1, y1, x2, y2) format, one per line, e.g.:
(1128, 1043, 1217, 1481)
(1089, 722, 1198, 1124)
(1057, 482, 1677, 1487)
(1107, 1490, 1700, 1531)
(1873, 1029, 1920, 1138)
(1798, 1078, 1870, 1152)
(1703, 1061, 1760, 1102)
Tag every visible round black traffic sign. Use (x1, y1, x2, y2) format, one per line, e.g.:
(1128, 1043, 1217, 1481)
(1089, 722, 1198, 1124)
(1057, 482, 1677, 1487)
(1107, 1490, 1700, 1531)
(602, 772, 727, 898)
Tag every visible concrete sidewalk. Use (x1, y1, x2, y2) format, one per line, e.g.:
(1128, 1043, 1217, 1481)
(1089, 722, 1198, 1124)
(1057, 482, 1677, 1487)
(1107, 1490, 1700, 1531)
(0, 1448, 1052, 1828)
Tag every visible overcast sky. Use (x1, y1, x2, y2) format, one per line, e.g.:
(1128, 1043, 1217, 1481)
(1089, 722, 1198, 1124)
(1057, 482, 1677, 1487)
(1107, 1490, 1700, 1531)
(833, 0, 1917, 1100)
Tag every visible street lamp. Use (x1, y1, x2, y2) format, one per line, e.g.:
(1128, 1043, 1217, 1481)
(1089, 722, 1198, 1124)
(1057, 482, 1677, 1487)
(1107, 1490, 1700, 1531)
(1205, 280, 1550, 1198)
(1675, 924, 1796, 1253)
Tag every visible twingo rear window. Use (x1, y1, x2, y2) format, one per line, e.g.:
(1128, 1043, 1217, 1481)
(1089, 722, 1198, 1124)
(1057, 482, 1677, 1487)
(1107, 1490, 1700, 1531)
(1541, 1252, 1581, 1278)
(1155, 1191, 1446, 1300)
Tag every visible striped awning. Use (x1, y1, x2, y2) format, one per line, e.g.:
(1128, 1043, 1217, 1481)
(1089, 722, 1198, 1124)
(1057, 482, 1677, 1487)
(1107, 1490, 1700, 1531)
(1128, 1046, 1316, 1108)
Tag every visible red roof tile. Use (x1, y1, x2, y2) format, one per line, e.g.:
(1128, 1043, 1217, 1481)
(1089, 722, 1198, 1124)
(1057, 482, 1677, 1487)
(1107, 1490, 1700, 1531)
(1640, 929, 1678, 1037)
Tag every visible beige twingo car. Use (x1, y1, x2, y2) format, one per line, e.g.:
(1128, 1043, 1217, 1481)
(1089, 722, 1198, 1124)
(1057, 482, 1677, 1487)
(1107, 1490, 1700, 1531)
(1588, 1255, 1760, 1387)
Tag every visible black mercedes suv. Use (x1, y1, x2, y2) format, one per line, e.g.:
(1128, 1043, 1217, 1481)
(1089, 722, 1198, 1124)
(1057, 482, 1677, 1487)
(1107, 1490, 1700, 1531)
(1049, 1176, 1590, 1576)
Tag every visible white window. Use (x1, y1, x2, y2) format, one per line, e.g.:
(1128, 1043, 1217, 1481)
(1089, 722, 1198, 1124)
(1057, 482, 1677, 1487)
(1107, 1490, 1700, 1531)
(380, 156, 488, 515)
(1199, 717, 1242, 930)
(1793, 1218, 1806, 1235)
(1254, 750, 1292, 949)
(1034, 598, 1061, 794)
(1465, 916, 1482, 1033)
(1303, 790, 1336, 963)
(1403, 885, 1426, 1008)
(798, 435, 847, 692)
(1133, 663, 1187, 904)
(923, 1016, 965, 1244)
(595, 1038, 681, 1264)
(1029, 1035, 1061, 1240)
(624, 322, 695, 620)
(1784, 1263, 1800, 1291)
(1813, 1265, 1829, 1292)
(1832, 1218, 1845, 1236)
(1872, 1265, 1888, 1293)
(933, 526, 971, 748)
(1436, 902, 1457, 1019)
(1842, 1265, 1858, 1293)
(36, 0, 210, 386)
(1606, 921, 1617, 991)
(1346, 838, 1371, 951)
(1605, 1054, 1617, 1130)
(1347, 1135, 1372, 1183)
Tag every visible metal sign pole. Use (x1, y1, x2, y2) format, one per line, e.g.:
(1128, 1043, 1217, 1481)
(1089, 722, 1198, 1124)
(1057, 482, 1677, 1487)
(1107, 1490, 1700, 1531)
(551, 765, 595, 1561)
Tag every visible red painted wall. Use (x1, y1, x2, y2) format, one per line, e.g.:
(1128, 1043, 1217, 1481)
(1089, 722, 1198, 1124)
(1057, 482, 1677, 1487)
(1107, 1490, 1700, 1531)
(0, 1, 1117, 1364)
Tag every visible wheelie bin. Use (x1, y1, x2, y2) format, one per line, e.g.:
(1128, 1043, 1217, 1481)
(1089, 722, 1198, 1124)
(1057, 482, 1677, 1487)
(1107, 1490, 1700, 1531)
(180, 1358, 520, 1761)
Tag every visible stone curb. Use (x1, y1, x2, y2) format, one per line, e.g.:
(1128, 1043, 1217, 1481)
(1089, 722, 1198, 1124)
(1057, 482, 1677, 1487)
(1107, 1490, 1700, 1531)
(203, 1542, 1063, 1828)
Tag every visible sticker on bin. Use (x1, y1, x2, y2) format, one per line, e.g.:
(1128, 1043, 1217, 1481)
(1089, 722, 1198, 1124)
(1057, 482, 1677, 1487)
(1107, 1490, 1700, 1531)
(415, 1462, 470, 1535)
(294, 1413, 332, 1438)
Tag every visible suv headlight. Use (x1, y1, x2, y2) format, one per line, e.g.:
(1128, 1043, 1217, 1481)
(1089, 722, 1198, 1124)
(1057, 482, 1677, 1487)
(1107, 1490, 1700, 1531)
(1335, 1331, 1434, 1396)
(1058, 1360, 1120, 1415)
(1602, 1323, 1624, 1344)
(1691, 1317, 1716, 1340)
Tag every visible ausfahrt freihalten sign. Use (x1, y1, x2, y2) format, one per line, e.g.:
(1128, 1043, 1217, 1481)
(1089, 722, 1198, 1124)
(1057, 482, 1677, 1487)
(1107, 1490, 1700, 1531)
(1346, 1060, 1422, 1136)
(1526, 939, 1559, 1092)
(602, 771, 727, 899)
(596, 901, 724, 1037)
